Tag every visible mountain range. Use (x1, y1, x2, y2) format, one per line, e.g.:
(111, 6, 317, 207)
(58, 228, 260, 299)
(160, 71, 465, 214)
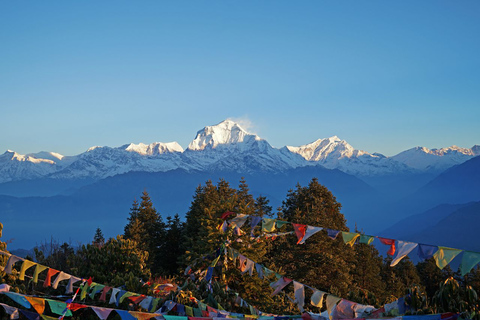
(1, 119, 479, 250)
(2, 120, 478, 184)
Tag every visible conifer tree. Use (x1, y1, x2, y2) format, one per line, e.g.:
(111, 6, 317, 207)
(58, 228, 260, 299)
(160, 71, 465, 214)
(93, 227, 105, 247)
(267, 178, 355, 298)
(124, 191, 166, 275)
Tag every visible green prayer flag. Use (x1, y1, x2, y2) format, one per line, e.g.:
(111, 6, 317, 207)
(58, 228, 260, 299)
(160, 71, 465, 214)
(262, 218, 276, 232)
(359, 235, 374, 245)
(89, 284, 105, 299)
(164, 316, 188, 320)
(119, 292, 136, 303)
(275, 220, 289, 228)
(341, 232, 360, 247)
(150, 298, 160, 312)
(46, 299, 72, 317)
(80, 282, 90, 300)
(185, 306, 193, 317)
(193, 308, 202, 317)
(460, 251, 480, 276)
(198, 302, 207, 311)
(433, 246, 463, 270)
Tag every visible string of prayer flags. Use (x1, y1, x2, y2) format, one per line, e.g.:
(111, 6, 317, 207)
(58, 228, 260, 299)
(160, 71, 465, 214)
(433, 247, 463, 270)
(299, 226, 323, 244)
(418, 244, 438, 261)
(292, 224, 307, 244)
(310, 290, 326, 307)
(460, 251, 480, 276)
(341, 232, 360, 247)
(379, 238, 396, 256)
(391, 241, 418, 267)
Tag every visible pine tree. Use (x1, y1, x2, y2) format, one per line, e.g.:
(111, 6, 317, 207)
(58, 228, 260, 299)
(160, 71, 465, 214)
(124, 191, 167, 275)
(159, 214, 184, 275)
(267, 178, 355, 298)
(350, 242, 385, 306)
(93, 227, 105, 247)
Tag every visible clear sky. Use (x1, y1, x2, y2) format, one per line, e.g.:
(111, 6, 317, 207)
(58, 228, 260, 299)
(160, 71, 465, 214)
(1, 1, 479, 157)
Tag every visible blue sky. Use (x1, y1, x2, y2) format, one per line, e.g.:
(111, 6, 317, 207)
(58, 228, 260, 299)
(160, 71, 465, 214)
(1, 1, 479, 157)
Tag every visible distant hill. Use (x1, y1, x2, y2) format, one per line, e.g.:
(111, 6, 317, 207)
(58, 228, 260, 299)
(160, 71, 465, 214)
(1, 166, 377, 250)
(407, 201, 480, 252)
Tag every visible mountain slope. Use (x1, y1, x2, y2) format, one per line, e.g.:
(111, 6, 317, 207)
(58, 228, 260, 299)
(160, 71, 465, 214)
(0, 165, 377, 249)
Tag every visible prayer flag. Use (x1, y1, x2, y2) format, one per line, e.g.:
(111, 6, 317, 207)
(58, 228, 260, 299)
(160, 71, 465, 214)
(342, 232, 360, 247)
(418, 244, 438, 260)
(299, 226, 323, 244)
(391, 241, 418, 267)
(293, 281, 305, 312)
(379, 238, 396, 256)
(19, 260, 36, 281)
(292, 224, 307, 244)
(433, 247, 462, 270)
(359, 235, 374, 245)
(460, 251, 480, 276)
(262, 219, 276, 232)
(311, 290, 326, 307)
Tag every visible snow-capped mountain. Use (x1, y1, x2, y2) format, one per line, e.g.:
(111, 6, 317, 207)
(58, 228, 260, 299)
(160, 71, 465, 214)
(50, 142, 186, 180)
(285, 136, 413, 176)
(0, 150, 60, 183)
(184, 120, 306, 172)
(391, 146, 480, 172)
(1, 119, 478, 184)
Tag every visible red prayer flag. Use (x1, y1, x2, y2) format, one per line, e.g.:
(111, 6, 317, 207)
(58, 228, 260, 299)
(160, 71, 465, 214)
(129, 295, 146, 304)
(43, 268, 60, 287)
(379, 237, 396, 256)
(292, 223, 307, 244)
(221, 211, 235, 220)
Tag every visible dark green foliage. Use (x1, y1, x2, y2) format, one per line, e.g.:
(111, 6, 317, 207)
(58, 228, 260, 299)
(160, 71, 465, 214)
(159, 214, 184, 275)
(350, 243, 385, 306)
(124, 190, 167, 275)
(93, 227, 105, 247)
(267, 178, 354, 298)
(70, 235, 151, 292)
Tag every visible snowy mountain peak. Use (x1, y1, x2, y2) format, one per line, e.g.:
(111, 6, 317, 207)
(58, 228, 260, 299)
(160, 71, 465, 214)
(391, 145, 477, 172)
(124, 142, 184, 155)
(187, 119, 261, 151)
(286, 136, 367, 162)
